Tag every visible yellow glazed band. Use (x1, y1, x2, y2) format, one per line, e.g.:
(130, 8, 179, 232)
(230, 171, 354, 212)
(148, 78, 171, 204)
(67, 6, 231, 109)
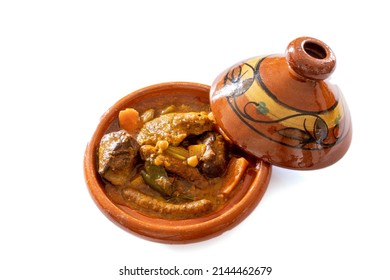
(240, 57, 344, 131)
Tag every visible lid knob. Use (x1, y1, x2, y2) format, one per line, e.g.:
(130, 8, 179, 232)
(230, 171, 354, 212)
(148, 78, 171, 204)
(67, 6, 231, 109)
(286, 37, 336, 80)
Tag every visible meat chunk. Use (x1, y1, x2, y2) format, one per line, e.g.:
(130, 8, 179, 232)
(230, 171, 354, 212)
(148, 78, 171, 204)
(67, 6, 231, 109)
(98, 130, 139, 185)
(136, 112, 214, 146)
(199, 132, 228, 178)
(121, 187, 213, 219)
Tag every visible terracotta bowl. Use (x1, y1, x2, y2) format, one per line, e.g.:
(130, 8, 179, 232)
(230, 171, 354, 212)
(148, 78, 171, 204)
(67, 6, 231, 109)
(84, 82, 271, 244)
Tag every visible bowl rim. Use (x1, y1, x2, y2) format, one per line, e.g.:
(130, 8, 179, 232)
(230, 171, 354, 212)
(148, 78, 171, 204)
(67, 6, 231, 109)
(83, 82, 271, 243)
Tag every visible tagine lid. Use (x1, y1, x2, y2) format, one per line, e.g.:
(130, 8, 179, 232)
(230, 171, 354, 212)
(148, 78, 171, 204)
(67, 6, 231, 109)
(209, 37, 352, 170)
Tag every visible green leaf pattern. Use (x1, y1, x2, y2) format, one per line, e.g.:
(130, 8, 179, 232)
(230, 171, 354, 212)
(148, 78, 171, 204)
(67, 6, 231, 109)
(256, 101, 269, 115)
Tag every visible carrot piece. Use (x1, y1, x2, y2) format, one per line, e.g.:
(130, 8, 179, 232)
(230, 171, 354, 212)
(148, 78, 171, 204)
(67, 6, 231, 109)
(220, 157, 249, 196)
(119, 108, 141, 133)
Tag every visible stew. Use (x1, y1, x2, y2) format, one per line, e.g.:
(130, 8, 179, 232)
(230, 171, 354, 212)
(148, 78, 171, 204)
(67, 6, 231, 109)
(97, 96, 252, 220)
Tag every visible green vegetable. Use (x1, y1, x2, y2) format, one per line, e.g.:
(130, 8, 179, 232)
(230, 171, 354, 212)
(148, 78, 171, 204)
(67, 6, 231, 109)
(140, 109, 155, 123)
(160, 104, 176, 115)
(165, 145, 189, 160)
(141, 161, 173, 196)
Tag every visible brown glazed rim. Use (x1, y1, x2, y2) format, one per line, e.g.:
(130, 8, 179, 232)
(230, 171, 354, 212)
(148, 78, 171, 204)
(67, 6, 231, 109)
(286, 36, 336, 80)
(83, 82, 271, 243)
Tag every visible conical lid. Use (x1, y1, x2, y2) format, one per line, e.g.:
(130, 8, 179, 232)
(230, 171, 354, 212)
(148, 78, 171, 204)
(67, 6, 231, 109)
(210, 37, 352, 170)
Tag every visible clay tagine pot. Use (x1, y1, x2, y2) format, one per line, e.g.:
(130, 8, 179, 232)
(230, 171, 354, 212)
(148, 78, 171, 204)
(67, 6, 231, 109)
(84, 37, 352, 243)
(84, 82, 271, 243)
(210, 36, 352, 169)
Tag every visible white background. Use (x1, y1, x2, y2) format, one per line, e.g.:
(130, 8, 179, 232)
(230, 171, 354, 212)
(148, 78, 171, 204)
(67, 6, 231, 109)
(1, 0, 389, 279)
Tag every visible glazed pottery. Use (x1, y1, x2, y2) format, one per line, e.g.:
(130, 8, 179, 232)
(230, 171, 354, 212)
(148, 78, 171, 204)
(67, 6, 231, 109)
(84, 82, 271, 243)
(84, 37, 352, 243)
(210, 37, 352, 170)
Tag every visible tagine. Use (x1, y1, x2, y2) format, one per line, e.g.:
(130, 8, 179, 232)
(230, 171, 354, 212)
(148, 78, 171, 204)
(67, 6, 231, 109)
(84, 37, 351, 243)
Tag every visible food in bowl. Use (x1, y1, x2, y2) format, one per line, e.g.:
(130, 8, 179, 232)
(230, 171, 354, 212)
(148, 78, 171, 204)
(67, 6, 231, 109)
(84, 83, 271, 243)
(97, 96, 253, 220)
